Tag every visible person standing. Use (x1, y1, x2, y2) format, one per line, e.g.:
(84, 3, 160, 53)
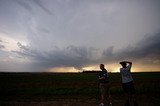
(99, 64, 112, 106)
(119, 61, 138, 106)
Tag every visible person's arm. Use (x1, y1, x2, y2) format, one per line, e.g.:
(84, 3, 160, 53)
(124, 61, 132, 71)
(99, 77, 105, 80)
(125, 61, 132, 66)
(99, 71, 107, 79)
(99, 74, 105, 79)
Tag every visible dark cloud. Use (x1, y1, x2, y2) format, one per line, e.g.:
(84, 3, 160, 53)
(13, 43, 97, 70)
(17, 42, 29, 51)
(15, 0, 33, 12)
(13, 42, 40, 59)
(0, 44, 5, 49)
(32, 0, 53, 15)
(14, 0, 53, 15)
(102, 31, 160, 64)
(102, 46, 114, 58)
(135, 32, 160, 57)
(0, 39, 5, 49)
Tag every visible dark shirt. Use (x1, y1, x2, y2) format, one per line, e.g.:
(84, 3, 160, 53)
(99, 69, 109, 83)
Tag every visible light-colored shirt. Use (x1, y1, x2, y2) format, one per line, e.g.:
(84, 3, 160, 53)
(120, 64, 133, 83)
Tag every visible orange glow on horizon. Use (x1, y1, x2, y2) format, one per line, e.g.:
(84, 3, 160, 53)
(47, 63, 160, 73)
(48, 67, 79, 73)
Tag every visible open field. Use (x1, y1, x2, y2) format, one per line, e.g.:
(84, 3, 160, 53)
(0, 72, 160, 106)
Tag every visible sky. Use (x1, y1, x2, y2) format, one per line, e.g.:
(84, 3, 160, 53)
(0, 0, 160, 72)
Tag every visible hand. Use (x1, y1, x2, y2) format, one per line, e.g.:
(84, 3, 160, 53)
(99, 76, 105, 80)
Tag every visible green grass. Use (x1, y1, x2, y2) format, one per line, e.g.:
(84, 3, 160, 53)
(0, 72, 160, 100)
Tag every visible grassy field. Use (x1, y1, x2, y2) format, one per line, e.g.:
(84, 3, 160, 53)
(0, 72, 160, 106)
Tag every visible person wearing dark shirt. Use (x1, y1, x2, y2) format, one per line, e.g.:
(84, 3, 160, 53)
(99, 64, 112, 106)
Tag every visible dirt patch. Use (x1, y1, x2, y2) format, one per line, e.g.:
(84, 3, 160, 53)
(1, 95, 159, 106)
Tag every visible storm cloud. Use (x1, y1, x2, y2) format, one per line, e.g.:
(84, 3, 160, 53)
(12, 31, 160, 71)
(102, 31, 160, 65)
(0, 0, 160, 72)
(13, 43, 98, 70)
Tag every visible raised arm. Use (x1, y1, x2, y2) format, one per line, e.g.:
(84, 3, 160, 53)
(125, 61, 132, 66)
(124, 61, 132, 71)
(120, 61, 132, 70)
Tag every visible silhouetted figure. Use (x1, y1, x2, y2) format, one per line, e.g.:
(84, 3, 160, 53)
(119, 61, 138, 106)
(98, 64, 112, 106)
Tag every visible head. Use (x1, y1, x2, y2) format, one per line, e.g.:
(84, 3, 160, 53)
(120, 62, 127, 68)
(100, 64, 105, 70)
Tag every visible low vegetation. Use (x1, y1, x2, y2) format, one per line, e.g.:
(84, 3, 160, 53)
(0, 72, 160, 100)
